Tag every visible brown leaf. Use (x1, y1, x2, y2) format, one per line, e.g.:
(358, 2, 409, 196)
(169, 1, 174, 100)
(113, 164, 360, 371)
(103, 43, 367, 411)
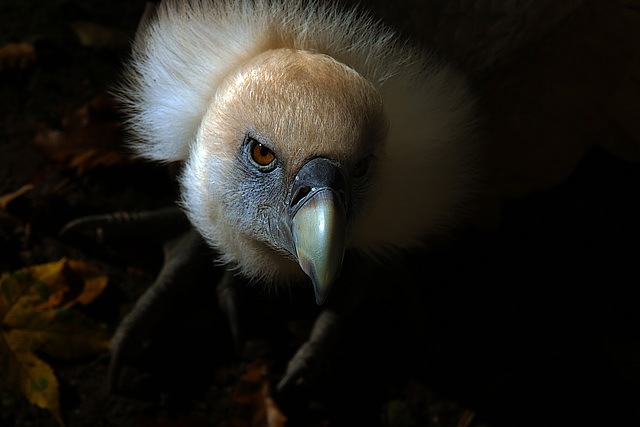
(66, 259, 109, 306)
(232, 361, 287, 427)
(31, 93, 130, 175)
(0, 183, 34, 209)
(22, 258, 109, 311)
(0, 42, 36, 72)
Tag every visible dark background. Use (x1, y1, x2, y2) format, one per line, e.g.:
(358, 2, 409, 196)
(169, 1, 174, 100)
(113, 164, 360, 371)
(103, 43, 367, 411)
(2, 1, 639, 426)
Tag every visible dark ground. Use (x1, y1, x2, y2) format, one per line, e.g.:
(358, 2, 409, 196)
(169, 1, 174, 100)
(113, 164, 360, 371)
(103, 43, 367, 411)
(2, 1, 640, 426)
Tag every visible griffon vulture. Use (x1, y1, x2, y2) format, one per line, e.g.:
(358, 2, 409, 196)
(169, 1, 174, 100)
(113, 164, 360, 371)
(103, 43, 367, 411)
(64, 0, 638, 391)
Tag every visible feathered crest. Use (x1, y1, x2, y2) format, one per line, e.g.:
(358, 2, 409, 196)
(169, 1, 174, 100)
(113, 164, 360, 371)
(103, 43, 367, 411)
(115, 0, 423, 163)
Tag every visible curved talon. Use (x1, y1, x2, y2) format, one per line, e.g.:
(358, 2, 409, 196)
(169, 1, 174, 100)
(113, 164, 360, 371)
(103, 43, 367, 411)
(277, 309, 342, 392)
(108, 228, 207, 392)
(277, 342, 318, 391)
(217, 270, 243, 355)
(61, 206, 189, 243)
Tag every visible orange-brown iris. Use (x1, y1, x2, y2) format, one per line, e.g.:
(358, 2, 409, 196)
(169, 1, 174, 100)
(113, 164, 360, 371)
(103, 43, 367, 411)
(251, 141, 275, 167)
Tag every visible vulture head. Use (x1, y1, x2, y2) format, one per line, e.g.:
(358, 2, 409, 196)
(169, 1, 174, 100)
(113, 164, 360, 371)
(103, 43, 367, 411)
(183, 48, 387, 303)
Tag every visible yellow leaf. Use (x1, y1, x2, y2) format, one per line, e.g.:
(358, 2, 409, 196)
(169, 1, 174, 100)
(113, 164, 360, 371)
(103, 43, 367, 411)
(67, 259, 109, 306)
(4, 307, 111, 358)
(0, 334, 64, 426)
(2, 258, 110, 312)
(24, 258, 70, 310)
(0, 258, 112, 426)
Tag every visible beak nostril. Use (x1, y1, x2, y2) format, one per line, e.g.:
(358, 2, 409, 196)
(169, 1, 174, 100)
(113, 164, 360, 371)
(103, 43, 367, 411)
(291, 186, 311, 208)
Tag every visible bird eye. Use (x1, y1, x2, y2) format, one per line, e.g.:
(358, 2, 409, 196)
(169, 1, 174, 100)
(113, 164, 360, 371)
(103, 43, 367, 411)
(353, 157, 369, 178)
(249, 138, 276, 171)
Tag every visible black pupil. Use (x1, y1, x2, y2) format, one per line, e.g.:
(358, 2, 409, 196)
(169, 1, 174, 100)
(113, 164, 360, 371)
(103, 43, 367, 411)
(260, 146, 270, 157)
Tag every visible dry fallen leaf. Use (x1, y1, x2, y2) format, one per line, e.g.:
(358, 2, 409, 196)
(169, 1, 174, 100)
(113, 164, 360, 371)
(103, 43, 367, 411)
(232, 360, 288, 427)
(0, 42, 36, 71)
(0, 258, 111, 426)
(31, 93, 131, 175)
(0, 183, 34, 209)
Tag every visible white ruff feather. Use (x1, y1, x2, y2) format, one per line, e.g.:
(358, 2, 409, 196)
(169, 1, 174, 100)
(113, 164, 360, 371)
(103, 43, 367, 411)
(118, 0, 476, 282)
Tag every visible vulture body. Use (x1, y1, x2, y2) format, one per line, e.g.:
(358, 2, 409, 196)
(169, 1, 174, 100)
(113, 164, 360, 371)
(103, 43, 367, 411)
(118, 0, 476, 302)
(56, 0, 640, 413)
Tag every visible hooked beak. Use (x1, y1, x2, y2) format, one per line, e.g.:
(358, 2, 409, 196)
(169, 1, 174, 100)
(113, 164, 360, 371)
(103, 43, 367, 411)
(290, 158, 347, 305)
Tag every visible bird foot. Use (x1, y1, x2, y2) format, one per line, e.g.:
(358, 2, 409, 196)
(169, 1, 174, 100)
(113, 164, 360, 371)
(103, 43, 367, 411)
(106, 227, 209, 391)
(62, 207, 353, 394)
(277, 264, 368, 392)
(277, 308, 343, 392)
(61, 208, 211, 391)
(216, 269, 244, 355)
(60, 206, 191, 244)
